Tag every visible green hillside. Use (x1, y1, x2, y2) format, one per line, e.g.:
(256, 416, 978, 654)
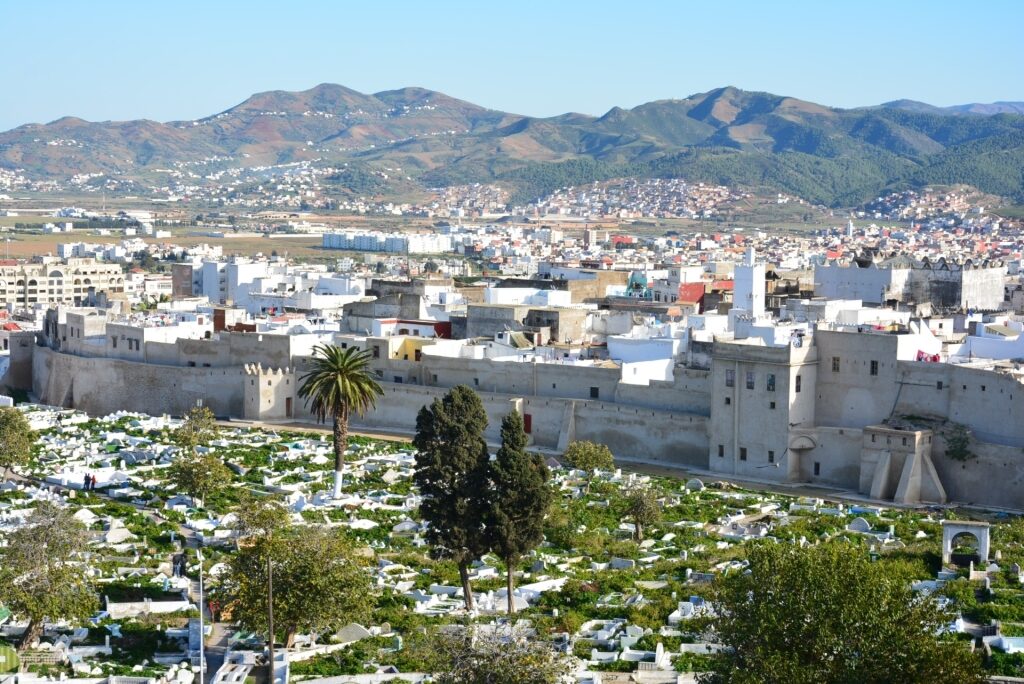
(2, 84, 1024, 207)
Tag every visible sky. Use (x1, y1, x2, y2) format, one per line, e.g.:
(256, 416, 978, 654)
(0, 0, 1022, 131)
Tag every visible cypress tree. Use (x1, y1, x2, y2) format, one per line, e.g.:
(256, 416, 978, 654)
(413, 385, 491, 611)
(490, 410, 553, 615)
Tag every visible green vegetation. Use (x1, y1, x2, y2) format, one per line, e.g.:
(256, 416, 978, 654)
(8, 85, 1024, 208)
(297, 344, 384, 497)
(173, 405, 218, 452)
(167, 450, 233, 507)
(945, 423, 974, 462)
(223, 525, 372, 647)
(0, 406, 34, 478)
(703, 542, 985, 684)
(625, 487, 662, 542)
(562, 440, 614, 493)
(489, 410, 553, 615)
(413, 385, 492, 611)
(0, 502, 98, 650)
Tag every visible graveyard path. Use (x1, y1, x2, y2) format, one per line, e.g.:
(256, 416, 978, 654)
(202, 620, 231, 684)
(5, 470, 201, 543)
(8, 469, 229, 681)
(216, 418, 413, 444)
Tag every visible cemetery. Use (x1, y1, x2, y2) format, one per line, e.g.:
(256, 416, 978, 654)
(1, 403, 1024, 682)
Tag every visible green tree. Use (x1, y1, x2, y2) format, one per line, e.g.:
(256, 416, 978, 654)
(625, 487, 661, 542)
(562, 440, 614, 493)
(298, 345, 383, 498)
(429, 627, 573, 684)
(0, 407, 33, 479)
(701, 542, 985, 684)
(490, 411, 553, 615)
(413, 385, 491, 611)
(173, 405, 217, 453)
(0, 502, 97, 650)
(234, 495, 290, 541)
(168, 451, 232, 507)
(223, 526, 371, 647)
(945, 423, 974, 462)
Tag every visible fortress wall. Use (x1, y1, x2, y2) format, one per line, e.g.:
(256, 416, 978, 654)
(350, 381, 710, 467)
(31, 347, 711, 470)
(930, 436, 1024, 510)
(33, 347, 245, 418)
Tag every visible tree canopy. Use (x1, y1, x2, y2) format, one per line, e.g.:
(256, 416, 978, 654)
(563, 440, 614, 493)
(223, 525, 371, 647)
(701, 542, 985, 684)
(298, 344, 383, 498)
(427, 627, 572, 684)
(563, 440, 614, 473)
(173, 405, 217, 453)
(413, 385, 491, 610)
(625, 487, 661, 542)
(490, 411, 552, 614)
(0, 502, 97, 650)
(0, 407, 33, 478)
(233, 494, 290, 541)
(168, 451, 232, 506)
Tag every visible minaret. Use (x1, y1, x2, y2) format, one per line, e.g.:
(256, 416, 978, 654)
(734, 247, 765, 318)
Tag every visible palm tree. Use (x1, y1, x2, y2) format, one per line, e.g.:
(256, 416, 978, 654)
(298, 344, 383, 498)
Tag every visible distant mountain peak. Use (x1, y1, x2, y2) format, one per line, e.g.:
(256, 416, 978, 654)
(1, 84, 1023, 210)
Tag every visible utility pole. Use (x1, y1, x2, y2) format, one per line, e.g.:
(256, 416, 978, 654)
(267, 555, 275, 684)
(196, 549, 206, 684)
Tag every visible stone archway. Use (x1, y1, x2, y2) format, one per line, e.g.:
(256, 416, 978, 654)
(941, 520, 990, 565)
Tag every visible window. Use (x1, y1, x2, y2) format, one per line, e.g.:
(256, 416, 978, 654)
(740, 447, 747, 461)
(473, 377, 479, 387)
(590, 386, 600, 399)
(832, 356, 840, 372)
(871, 434, 876, 443)
(111, 336, 117, 348)
(725, 369, 735, 387)
(981, 385, 986, 392)
(937, 381, 943, 390)
(372, 346, 380, 359)
(769, 401, 776, 410)
(813, 462, 820, 476)
(768, 450, 775, 463)
(870, 360, 879, 376)
(725, 397, 731, 405)
(902, 437, 907, 446)
(766, 374, 775, 392)
(718, 444, 724, 458)
(552, 383, 557, 389)
(745, 371, 755, 390)
(795, 375, 802, 393)
(394, 376, 403, 384)
(432, 374, 438, 382)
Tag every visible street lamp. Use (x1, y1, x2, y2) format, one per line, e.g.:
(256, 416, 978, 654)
(196, 548, 205, 683)
(267, 554, 275, 684)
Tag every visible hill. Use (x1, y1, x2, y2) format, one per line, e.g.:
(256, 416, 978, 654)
(2, 84, 1024, 207)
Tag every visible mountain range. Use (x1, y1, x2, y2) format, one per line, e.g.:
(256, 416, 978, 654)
(2, 84, 1023, 207)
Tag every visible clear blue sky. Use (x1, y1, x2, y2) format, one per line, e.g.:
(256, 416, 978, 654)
(1, 0, 1021, 131)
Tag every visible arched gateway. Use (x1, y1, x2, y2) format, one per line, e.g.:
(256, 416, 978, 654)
(940, 519, 990, 565)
